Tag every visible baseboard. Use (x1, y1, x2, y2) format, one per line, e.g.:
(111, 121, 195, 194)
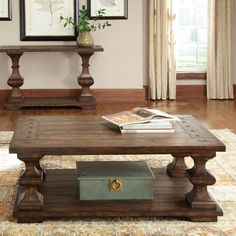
(176, 84, 236, 99)
(144, 85, 207, 99)
(0, 85, 234, 103)
(0, 89, 146, 103)
(176, 85, 207, 99)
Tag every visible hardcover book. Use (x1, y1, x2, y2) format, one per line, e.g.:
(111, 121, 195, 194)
(102, 108, 178, 133)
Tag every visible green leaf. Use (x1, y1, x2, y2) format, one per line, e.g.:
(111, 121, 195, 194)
(61, 5, 111, 33)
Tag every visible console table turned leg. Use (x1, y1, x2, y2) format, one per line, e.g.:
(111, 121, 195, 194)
(167, 153, 188, 177)
(5, 52, 24, 109)
(16, 156, 44, 223)
(185, 152, 216, 210)
(77, 52, 96, 109)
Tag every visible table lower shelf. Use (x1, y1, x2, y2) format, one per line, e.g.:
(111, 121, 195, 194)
(5, 97, 96, 110)
(13, 168, 223, 223)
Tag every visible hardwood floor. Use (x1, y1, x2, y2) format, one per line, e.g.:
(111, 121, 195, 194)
(0, 98, 235, 132)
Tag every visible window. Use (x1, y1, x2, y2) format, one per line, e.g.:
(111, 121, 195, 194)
(173, 0, 208, 72)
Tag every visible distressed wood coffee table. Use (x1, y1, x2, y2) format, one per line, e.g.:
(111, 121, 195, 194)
(10, 115, 225, 223)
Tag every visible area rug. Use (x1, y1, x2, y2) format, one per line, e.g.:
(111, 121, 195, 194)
(0, 129, 236, 236)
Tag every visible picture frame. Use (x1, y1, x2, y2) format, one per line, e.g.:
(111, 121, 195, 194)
(20, 0, 79, 41)
(0, 0, 12, 21)
(89, 0, 128, 19)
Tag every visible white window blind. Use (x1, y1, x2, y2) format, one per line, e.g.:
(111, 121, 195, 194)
(173, 0, 208, 72)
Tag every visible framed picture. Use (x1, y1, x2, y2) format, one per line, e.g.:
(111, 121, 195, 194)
(0, 0, 12, 20)
(89, 0, 128, 19)
(20, 0, 79, 41)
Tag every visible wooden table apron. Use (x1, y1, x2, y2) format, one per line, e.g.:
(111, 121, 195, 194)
(0, 45, 104, 110)
(9, 115, 226, 223)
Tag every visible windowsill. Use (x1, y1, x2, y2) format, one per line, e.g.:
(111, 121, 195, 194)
(177, 72, 207, 80)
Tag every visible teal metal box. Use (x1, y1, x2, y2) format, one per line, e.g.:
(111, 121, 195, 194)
(76, 161, 155, 200)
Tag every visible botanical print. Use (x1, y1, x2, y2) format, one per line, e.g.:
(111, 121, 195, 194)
(97, 0, 121, 12)
(0, 0, 8, 18)
(24, 0, 74, 36)
(91, 0, 125, 18)
(34, 0, 64, 27)
(98, 0, 117, 8)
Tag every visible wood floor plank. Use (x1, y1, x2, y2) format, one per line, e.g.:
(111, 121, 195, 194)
(0, 99, 235, 132)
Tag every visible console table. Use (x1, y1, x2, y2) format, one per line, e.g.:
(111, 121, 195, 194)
(10, 115, 225, 223)
(0, 45, 104, 110)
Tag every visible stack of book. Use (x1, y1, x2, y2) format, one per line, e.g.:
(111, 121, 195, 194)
(102, 107, 179, 134)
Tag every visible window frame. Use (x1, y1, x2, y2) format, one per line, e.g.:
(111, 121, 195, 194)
(177, 72, 207, 80)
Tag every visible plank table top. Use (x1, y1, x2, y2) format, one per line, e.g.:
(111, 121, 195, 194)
(9, 115, 225, 156)
(0, 45, 104, 53)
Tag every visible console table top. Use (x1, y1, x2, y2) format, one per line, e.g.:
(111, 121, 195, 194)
(9, 115, 225, 156)
(0, 45, 103, 53)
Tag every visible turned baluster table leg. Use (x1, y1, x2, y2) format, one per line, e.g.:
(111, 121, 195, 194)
(167, 153, 188, 177)
(17, 155, 44, 223)
(185, 152, 217, 221)
(77, 52, 96, 109)
(35, 160, 46, 179)
(6, 52, 24, 104)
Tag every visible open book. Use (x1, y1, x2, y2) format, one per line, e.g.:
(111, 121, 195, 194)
(102, 108, 179, 133)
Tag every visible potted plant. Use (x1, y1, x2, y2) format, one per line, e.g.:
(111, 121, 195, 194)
(60, 5, 111, 47)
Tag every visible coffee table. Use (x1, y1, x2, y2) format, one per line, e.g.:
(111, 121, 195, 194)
(10, 115, 225, 223)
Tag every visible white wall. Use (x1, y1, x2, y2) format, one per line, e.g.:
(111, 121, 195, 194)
(0, 0, 144, 89)
(142, 0, 148, 86)
(0, 0, 235, 90)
